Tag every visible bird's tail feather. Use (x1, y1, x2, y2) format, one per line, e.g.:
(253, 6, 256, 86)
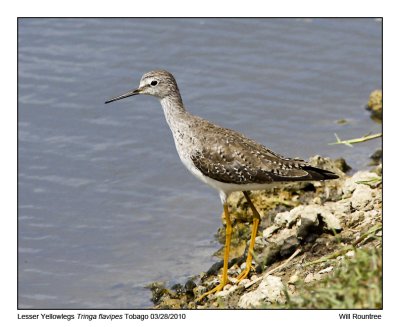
(302, 166, 339, 180)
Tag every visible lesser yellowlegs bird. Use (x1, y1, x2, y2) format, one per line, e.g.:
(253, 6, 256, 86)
(105, 70, 339, 301)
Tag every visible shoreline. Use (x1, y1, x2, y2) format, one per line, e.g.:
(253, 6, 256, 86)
(148, 155, 382, 309)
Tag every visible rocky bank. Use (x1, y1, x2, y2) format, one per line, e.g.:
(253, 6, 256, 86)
(148, 156, 382, 309)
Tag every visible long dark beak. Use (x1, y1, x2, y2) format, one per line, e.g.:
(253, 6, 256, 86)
(105, 88, 141, 104)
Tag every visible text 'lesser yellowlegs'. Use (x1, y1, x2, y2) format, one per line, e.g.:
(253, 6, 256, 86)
(105, 70, 339, 301)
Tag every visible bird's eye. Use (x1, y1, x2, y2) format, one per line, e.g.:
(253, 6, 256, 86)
(150, 80, 158, 86)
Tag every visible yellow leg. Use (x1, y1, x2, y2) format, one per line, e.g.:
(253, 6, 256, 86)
(196, 203, 232, 302)
(236, 191, 261, 282)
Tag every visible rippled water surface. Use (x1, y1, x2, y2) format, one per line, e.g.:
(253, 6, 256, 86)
(18, 18, 382, 308)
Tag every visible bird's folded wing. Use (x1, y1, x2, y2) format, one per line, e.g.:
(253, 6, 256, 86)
(189, 129, 314, 184)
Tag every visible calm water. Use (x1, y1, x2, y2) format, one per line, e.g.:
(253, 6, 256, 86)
(18, 18, 382, 308)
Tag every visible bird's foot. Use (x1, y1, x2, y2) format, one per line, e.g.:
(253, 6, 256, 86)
(236, 264, 253, 283)
(195, 282, 226, 303)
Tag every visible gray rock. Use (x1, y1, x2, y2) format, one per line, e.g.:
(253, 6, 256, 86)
(257, 242, 281, 266)
(297, 216, 319, 240)
(334, 157, 352, 173)
(238, 275, 285, 308)
(370, 149, 382, 165)
(280, 236, 300, 257)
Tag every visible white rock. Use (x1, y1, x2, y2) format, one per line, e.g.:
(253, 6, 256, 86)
(318, 266, 333, 274)
(229, 277, 238, 284)
(320, 200, 351, 224)
(304, 273, 322, 283)
(263, 225, 280, 238)
(251, 275, 259, 282)
(342, 171, 379, 197)
(288, 274, 299, 284)
(272, 228, 296, 246)
(223, 284, 232, 291)
(350, 211, 364, 224)
(274, 211, 293, 227)
(296, 205, 342, 231)
(304, 273, 314, 283)
(313, 197, 322, 205)
(238, 278, 251, 287)
(320, 209, 342, 231)
(254, 236, 268, 251)
(238, 275, 285, 308)
(215, 285, 238, 298)
(295, 205, 320, 226)
(351, 184, 373, 210)
(363, 209, 381, 226)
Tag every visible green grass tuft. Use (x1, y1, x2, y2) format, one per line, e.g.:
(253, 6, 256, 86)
(283, 247, 382, 309)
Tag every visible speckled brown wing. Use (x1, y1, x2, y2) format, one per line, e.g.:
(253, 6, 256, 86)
(190, 123, 338, 185)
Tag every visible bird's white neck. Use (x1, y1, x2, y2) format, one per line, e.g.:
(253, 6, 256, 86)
(160, 95, 188, 130)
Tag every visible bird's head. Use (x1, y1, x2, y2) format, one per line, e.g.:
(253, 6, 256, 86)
(105, 70, 179, 104)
